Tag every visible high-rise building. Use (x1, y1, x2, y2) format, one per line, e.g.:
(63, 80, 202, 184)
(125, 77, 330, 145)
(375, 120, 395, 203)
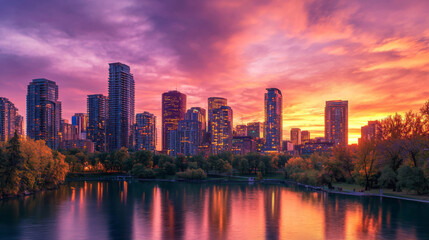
(301, 130, 310, 144)
(208, 97, 227, 140)
(72, 113, 88, 140)
(27, 78, 62, 149)
(170, 120, 199, 156)
(162, 90, 186, 152)
(211, 106, 233, 154)
(87, 94, 108, 152)
(0, 97, 22, 142)
(107, 63, 135, 151)
(264, 88, 282, 152)
(247, 122, 264, 139)
(235, 125, 247, 137)
(361, 121, 381, 143)
(135, 112, 157, 151)
(290, 128, 301, 145)
(325, 100, 348, 146)
(185, 107, 206, 146)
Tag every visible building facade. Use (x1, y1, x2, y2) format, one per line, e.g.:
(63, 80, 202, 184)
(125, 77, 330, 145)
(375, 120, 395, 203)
(87, 94, 108, 152)
(247, 122, 264, 139)
(232, 136, 255, 155)
(290, 128, 301, 145)
(170, 120, 199, 156)
(264, 88, 282, 152)
(27, 78, 62, 149)
(185, 107, 206, 146)
(72, 113, 88, 140)
(162, 90, 187, 153)
(107, 63, 135, 151)
(0, 97, 22, 142)
(361, 120, 381, 143)
(235, 125, 247, 137)
(301, 130, 310, 144)
(325, 100, 348, 146)
(60, 119, 79, 141)
(211, 106, 233, 154)
(208, 97, 227, 142)
(135, 112, 157, 151)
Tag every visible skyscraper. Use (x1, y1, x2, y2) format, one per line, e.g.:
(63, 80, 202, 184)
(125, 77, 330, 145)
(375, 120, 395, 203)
(162, 90, 186, 152)
(301, 130, 310, 144)
(185, 107, 206, 146)
(0, 97, 22, 142)
(211, 106, 233, 154)
(264, 88, 282, 152)
(235, 125, 247, 137)
(290, 128, 301, 145)
(87, 94, 108, 152)
(107, 63, 135, 151)
(247, 122, 264, 139)
(325, 100, 348, 146)
(72, 113, 88, 140)
(27, 78, 62, 149)
(135, 112, 157, 151)
(361, 120, 381, 143)
(208, 97, 227, 141)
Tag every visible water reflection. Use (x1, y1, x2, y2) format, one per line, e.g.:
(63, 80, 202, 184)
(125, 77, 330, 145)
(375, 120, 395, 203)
(0, 181, 429, 240)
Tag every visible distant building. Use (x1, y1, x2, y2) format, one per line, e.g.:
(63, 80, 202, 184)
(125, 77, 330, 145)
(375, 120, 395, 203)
(208, 97, 227, 142)
(235, 125, 247, 137)
(232, 136, 255, 155)
(361, 121, 382, 143)
(60, 119, 79, 141)
(0, 97, 22, 142)
(282, 140, 294, 152)
(170, 120, 199, 156)
(325, 100, 348, 146)
(27, 78, 62, 149)
(247, 122, 264, 139)
(135, 112, 157, 151)
(301, 130, 310, 144)
(162, 90, 187, 153)
(264, 88, 282, 152)
(185, 107, 206, 146)
(107, 62, 135, 151)
(290, 128, 301, 145)
(87, 94, 108, 152)
(211, 106, 233, 154)
(59, 139, 95, 153)
(298, 141, 334, 155)
(72, 113, 88, 140)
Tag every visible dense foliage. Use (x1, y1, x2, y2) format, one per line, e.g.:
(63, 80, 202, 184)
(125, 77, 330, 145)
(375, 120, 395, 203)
(0, 133, 69, 197)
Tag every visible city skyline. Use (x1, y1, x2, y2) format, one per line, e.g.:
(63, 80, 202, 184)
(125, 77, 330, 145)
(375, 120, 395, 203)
(1, 1, 428, 147)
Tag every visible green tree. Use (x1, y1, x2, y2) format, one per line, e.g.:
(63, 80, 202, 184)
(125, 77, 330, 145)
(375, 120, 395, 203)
(397, 165, 428, 194)
(378, 166, 397, 190)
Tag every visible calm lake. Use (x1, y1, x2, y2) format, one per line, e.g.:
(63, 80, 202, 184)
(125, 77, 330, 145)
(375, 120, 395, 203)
(0, 181, 428, 240)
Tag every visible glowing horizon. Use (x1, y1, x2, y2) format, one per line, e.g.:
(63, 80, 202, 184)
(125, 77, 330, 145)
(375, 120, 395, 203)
(0, 0, 428, 149)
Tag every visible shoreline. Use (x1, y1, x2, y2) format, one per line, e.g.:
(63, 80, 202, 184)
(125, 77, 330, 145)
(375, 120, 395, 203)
(3, 174, 429, 204)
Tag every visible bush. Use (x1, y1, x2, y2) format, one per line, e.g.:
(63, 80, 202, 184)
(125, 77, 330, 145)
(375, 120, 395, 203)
(176, 168, 207, 180)
(397, 165, 428, 194)
(130, 164, 155, 179)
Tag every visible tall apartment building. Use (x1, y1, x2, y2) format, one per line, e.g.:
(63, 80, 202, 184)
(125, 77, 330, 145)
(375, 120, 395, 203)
(211, 106, 233, 154)
(107, 63, 135, 151)
(325, 100, 348, 146)
(87, 94, 108, 152)
(162, 90, 186, 153)
(27, 78, 62, 149)
(290, 128, 301, 145)
(0, 97, 22, 142)
(72, 113, 88, 140)
(247, 122, 264, 139)
(135, 112, 157, 151)
(264, 88, 282, 152)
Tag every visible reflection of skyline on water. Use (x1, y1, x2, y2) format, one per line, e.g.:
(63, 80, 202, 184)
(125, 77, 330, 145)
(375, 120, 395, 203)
(0, 181, 428, 240)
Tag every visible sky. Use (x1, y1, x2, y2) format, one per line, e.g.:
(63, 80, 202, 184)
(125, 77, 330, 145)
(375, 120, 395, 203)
(0, 0, 428, 148)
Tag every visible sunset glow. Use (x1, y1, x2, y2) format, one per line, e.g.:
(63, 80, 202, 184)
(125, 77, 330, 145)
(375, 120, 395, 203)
(0, 0, 428, 148)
